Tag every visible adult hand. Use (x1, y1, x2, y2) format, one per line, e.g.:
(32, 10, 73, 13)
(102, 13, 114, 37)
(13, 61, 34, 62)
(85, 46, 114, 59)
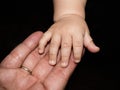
(0, 31, 77, 90)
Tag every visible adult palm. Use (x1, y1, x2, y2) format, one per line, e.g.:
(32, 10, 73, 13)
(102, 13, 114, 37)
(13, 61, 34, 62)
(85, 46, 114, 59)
(0, 31, 77, 90)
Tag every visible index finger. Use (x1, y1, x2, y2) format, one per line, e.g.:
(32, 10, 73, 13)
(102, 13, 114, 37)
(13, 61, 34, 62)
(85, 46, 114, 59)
(0, 31, 43, 68)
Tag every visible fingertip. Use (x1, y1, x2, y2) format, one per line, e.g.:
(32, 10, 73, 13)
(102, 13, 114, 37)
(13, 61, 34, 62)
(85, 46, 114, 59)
(49, 60, 56, 66)
(73, 52, 81, 63)
(34, 31, 43, 35)
(38, 42, 45, 54)
(74, 59, 81, 63)
(84, 32, 100, 53)
(61, 62, 68, 68)
(88, 41, 100, 53)
(38, 49, 44, 54)
(94, 45, 100, 52)
(38, 44, 44, 53)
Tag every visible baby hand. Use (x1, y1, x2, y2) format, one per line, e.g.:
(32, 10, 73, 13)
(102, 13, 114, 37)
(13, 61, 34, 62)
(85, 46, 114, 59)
(39, 15, 100, 67)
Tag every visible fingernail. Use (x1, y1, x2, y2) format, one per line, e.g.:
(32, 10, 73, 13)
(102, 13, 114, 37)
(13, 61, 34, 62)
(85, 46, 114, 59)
(61, 62, 67, 67)
(39, 49, 43, 53)
(49, 60, 56, 65)
(75, 60, 80, 63)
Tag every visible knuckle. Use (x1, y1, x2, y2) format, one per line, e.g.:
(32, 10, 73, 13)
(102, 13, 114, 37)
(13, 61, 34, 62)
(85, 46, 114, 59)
(62, 42, 71, 48)
(49, 53, 56, 59)
(50, 41, 59, 47)
(2, 52, 22, 68)
(49, 46, 58, 55)
(74, 41, 82, 47)
(62, 55, 69, 60)
(49, 51, 57, 56)
(10, 50, 21, 61)
(22, 42, 32, 51)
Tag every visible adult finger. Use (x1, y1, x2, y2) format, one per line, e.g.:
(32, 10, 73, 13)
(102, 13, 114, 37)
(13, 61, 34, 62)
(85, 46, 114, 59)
(22, 44, 50, 74)
(32, 50, 61, 82)
(44, 52, 77, 90)
(0, 31, 43, 68)
(32, 54, 53, 82)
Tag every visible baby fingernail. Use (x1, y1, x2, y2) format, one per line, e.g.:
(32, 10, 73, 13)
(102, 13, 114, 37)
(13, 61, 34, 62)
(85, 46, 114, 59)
(61, 62, 67, 67)
(75, 60, 80, 63)
(49, 60, 56, 65)
(39, 49, 43, 53)
(39, 49, 42, 53)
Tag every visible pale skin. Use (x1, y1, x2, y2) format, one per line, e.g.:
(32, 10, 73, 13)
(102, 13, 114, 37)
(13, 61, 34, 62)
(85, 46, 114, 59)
(0, 31, 77, 90)
(39, 0, 100, 67)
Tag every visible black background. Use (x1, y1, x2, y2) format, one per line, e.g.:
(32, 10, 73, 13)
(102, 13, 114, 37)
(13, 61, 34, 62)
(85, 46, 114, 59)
(0, 0, 119, 90)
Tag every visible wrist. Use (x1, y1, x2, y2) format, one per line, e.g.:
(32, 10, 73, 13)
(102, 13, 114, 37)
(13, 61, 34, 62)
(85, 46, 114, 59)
(53, 0, 87, 22)
(54, 13, 85, 22)
(53, 8, 85, 22)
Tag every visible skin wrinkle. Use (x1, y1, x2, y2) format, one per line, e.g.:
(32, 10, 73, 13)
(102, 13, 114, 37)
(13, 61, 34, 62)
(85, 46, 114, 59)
(1, 43, 32, 68)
